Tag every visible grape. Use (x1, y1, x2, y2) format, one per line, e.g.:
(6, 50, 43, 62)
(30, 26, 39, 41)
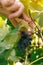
(18, 31, 32, 51)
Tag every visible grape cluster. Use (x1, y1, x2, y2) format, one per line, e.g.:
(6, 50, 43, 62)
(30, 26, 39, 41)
(18, 31, 32, 51)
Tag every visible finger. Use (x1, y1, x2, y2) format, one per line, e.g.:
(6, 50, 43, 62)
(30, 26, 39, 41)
(10, 18, 18, 27)
(9, 2, 24, 18)
(0, 0, 14, 7)
(6, 1, 20, 12)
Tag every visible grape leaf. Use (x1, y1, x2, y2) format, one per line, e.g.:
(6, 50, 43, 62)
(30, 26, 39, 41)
(0, 58, 8, 65)
(30, 2, 43, 11)
(38, 12, 43, 27)
(20, 0, 30, 15)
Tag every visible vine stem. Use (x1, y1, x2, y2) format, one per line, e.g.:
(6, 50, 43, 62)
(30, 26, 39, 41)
(22, 12, 43, 41)
(29, 57, 43, 65)
(29, 12, 43, 41)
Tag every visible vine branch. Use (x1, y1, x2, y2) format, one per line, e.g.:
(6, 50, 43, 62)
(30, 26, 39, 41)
(22, 12, 43, 41)
(29, 57, 43, 65)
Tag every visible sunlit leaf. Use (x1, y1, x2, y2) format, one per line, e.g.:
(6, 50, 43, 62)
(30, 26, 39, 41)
(20, 0, 30, 15)
(30, 2, 43, 11)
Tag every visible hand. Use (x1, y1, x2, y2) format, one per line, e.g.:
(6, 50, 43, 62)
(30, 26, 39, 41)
(0, 0, 24, 27)
(0, 0, 24, 18)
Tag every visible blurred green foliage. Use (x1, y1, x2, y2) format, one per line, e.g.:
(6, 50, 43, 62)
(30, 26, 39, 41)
(0, 0, 43, 65)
